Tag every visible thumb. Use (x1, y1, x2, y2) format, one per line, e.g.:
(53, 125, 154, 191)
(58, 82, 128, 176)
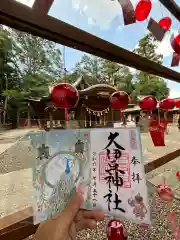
(60, 188, 83, 226)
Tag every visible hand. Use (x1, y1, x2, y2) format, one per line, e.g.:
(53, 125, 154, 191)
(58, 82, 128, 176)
(34, 189, 104, 240)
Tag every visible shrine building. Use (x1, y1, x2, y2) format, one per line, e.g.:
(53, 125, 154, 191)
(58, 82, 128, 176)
(29, 76, 133, 130)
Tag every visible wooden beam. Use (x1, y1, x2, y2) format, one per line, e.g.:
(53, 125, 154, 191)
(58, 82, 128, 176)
(145, 148, 180, 173)
(159, 0, 180, 22)
(32, 0, 54, 14)
(0, 0, 180, 82)
(0, 217, 38, 240)
(0, 207, 33, 230)
(0, 207, 37, 240)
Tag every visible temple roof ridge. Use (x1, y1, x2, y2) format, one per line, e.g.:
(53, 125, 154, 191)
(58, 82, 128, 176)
(72, 75, 90, 90)
(78, 83, 117, 93)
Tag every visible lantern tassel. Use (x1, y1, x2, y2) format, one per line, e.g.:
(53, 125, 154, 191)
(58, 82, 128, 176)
(171, 52, 180, 67)
(168, 212, 180, 239)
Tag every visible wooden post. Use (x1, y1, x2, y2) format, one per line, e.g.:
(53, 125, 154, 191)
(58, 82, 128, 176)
(17, 111, 20, 128)
(27, 103, 31, 128)
(111, 110, 114, 126)
(49, 112, 53, 129)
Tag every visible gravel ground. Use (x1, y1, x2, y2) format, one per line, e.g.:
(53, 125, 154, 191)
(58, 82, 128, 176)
(0, 136, 36, 217)
(0, 139, 36, 174)
(24, 191, 180, 240)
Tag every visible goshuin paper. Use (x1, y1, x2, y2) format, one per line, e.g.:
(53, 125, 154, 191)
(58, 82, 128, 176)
(30, 128, 151, 225)
(90, 128, 151, 225)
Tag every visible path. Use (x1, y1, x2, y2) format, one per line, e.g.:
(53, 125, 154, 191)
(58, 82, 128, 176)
(0, 128, 37, 154)
(0, 128, 38, 218)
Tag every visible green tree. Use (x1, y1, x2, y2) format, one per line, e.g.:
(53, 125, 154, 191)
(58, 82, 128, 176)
(10, 29, 62, 78)
(0, 28, 21, 125)
(135, 74, 169, 100)
(135, 33, 163, 64)
(101, 59, 134, 92)
(74, 54, 103, 84)
(65, 72, 80, 84)
(1, 28, 63, 127)
(74, 54, 135, 96)
(134, 33, 169, 100)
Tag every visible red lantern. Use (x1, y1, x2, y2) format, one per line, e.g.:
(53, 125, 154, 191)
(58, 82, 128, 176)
(51, 83, 79, 108)
(135, 0, 152, 22)
(107, 219, 127, 240)
(170, 31, 180, 66)
(110, 91, 129, 110)
(158, 17, 172, 32)
(175, 99, 180, 108)
(110, 91, 129, 121)
(171, 32, 180, 55)
(139, 96, 157, 111)
(51, 83, 79, 120)
(176, 171, 180, 181)
(159, 98, 175, 110)
(177, 35, 180, 45)
(157, 184, 174, 202)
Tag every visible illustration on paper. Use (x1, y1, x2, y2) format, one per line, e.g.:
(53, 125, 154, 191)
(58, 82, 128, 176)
(29, 129, 91, 224)
(128, 194, 147, 219)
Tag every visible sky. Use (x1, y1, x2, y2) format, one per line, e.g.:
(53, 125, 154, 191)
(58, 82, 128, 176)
(16, 0, 180, 98)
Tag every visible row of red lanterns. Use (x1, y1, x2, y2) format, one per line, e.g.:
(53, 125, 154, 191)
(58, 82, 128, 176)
(110, 93, 180, 112)
(117, 0, 180, 67)
(50, 84, 131, 111)
(138, 0, 180, 67)
(50, 83, 179, 113)
(121, 0, 172, 30)
(139, 96, 180, 111)
(135, 0, 172, 30)
(123, 0, 180, 67)
(135, 0, 171, 31)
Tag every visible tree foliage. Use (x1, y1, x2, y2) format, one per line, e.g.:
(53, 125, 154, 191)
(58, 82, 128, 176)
(134, 33, 163, 64)
(74, 54, 134, 91)
(0, 28, 19, 96)
(74, 55, 103, 84)
(134, 33, 169, 100)
(0, 27, 63, 127)
(135, 73, 169, 100)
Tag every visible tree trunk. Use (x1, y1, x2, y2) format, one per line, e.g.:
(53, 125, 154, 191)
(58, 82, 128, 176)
(3, 96, 8, 124)
(0, 111, 3, 128)
(3, 74, 8, 125)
